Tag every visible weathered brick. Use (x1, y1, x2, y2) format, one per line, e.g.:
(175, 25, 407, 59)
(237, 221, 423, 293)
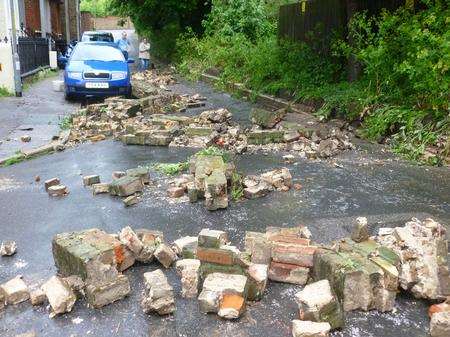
(198, 229, 228, 248)
(83, 175, 100, 186)
(197, 247, 235, 265)
(44, 178, 60, 191)
(269, 261, 309, 285)
(271, 243, 317, 267)
(109, 176, 144, 197)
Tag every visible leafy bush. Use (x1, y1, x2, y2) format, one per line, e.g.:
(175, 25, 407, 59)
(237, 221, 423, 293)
(203, 0, 274, 41)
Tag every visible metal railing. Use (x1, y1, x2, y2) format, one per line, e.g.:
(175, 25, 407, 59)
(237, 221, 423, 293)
(17, 37, 50, 77)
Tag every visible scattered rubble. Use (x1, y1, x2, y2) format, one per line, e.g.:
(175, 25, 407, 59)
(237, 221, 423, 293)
(48, 184, 69, 197)
(83, 175, 100, 186)
(176, 259, 201, 298)
(1, 240, 17, 256)
(154, 243, 177, 268)
(292, 319, 331, 337)
(29, 288, 46, 306)
(21, 135, 31, 142)
(0, 276, 29, 305)
(295, 279, 345, 330)
(245, 226, 316, 285)
(44, 177, 60, 191)
(430, 311, 450, 337)
(141, 269, 175, 315)
(376, 218, 449, 300)
(41, 276, 76, 317)
(123, 194, 140, 207)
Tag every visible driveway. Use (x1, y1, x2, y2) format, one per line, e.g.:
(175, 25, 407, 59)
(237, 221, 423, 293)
(0, 79, 449, 337)
(0, 72, 78, 159)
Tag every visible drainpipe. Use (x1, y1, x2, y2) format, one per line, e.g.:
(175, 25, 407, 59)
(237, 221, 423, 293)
(9, 0, 23, 97)
(39, 0, 46, 37)
(75, 0, 80, 40)
(64, 0, 70, 42)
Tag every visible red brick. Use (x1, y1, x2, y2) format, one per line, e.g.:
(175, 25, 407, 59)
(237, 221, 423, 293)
(196, 247, 234, 265)
(268, 261, 309, 285)
(220, 294, 245, 312)
(271, 243, 317, 267)
(267, 234, 310, 246)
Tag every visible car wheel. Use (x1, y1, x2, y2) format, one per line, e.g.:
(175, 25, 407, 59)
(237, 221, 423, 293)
(64, 92, 75, 102)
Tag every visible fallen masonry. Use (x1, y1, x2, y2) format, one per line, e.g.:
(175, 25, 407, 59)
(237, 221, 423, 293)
(0, 240, 17, 256)
(48, 184, 69, 197)
(0, 276, 29, 305)
(41, 276, 76, 317)
(176, 259, 201, 298)
(164, 151, 294, 210)
(376, 218, 450, 300)
(292, 319, 331, 337)
(141, 269, 175, 315)
(66, 70, 353, 159)
(295, 279, 345, 330)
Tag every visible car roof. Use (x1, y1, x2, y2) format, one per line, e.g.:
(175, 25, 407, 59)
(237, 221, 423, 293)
(75, 41, 119, 48)
(83, 31, 113, 36)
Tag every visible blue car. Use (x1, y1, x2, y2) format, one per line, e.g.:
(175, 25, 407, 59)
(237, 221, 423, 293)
(64, 42, 134, 100)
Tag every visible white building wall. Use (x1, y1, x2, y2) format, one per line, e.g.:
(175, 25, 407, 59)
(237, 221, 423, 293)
(0, 0, 21, 93)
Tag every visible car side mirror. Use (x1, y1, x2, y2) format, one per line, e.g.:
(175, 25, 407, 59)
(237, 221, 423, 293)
(127, 58, 135, 64)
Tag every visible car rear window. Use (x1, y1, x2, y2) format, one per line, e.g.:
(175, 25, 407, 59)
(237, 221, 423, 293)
(81, 34, 114, 42)
(71, 45, 125, 62)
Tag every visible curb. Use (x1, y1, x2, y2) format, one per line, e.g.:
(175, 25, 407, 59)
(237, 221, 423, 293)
(200, 73, 316, 115)
(0, 129, 71, 167)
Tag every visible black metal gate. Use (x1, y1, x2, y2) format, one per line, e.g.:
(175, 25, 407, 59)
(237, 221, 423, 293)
(17, 37, 50, 77)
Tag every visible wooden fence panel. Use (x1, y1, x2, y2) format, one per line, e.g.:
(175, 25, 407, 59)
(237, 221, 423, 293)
(279, 0, 411, 50)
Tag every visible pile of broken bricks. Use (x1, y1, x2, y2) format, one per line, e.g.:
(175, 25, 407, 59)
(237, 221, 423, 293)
(63, 69, 354, 161)
(166, 152, 294, 210)
(44, 177, 69, 197)
(1, 217, 449, 337)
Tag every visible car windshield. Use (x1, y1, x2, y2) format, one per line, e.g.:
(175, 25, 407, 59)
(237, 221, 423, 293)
(81, 34, 113, 42)
(71, 45, 125, 62)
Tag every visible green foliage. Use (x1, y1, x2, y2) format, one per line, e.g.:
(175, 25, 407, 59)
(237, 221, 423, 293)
(109, 0, 210, 59)
(195, 146, 231, 162)
(177, 0, 449, 165)
(0, 86, 12, 97)
(80, 0, 112, 17)
(337, 3, 450, 112)
(204, 0, 274, 41)
(230, 172, 244, 201)
(154, 162, 189, 175)
(59, 115, 73, 130)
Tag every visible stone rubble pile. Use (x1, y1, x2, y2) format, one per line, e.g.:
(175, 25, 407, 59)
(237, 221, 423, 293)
(67, 72, 353, 160)
(313, 217, 401, 313)
(44, 177, 69, 197)
(376, 218, 450, 300)
(245, 226, 315, 285)
(165, 152, 294, 210)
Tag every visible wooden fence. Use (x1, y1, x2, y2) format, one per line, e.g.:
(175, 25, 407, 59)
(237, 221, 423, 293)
(278, 0, 413, 51)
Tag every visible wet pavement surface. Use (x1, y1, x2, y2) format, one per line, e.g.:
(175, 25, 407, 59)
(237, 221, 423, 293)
(0, 73, 78, 159)
(0, 79, 449, 337)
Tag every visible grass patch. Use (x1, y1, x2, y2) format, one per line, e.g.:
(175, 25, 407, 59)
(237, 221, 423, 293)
(230, 172, 244, 201)
(23, 68, 58, 91)
(195, 146, 232, 163)
(59, 115, 73, 130)
(1, 153, 26, 167)
(0, 86, 13, 97)
(153, 162, 189, 176)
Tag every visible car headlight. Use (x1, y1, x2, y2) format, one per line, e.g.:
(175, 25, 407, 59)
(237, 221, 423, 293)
(111, 71, 127, 80)
(67, 72, 82, 80)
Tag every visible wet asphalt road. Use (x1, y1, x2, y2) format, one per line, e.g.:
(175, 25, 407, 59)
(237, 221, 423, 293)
(0, 79, 449, 337)
(0, 73, 78, 159)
